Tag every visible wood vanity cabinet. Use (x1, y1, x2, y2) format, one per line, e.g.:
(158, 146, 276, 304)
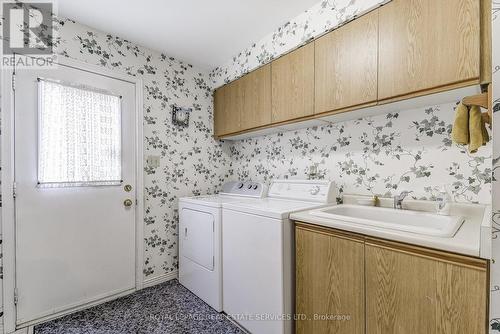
(365, 238, 488, 334)
(296, 224, 365, 334)
(378, 0, 481, 101)
(314, 10, 378, 114)
(295, 223, 489, 334)
(271, 43, 315, 123)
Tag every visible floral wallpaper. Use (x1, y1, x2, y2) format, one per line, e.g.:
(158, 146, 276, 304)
(490, 0, 500, 332)
(209, 0, 387, 87)
(228, 104, 492, 203)
(48, 19, 233, 279)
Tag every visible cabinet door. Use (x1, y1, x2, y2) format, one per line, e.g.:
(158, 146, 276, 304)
(214, 81, 242, 137)
(315, 10, 378, 114)
(365, 240, 488, 334)
(240, 64, 271, 130)
(213, 86, 226, 137)
(295, 224, 365, 334)
(378, 0, 480, 100)
(271, 43, 315, 123)
(222, 79, 243, 135)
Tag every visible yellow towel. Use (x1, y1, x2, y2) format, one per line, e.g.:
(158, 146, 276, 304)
(469, 105, 489, 153)
(482, 115, 490, 144)
(451, 103, 490, 153)
(451, 103, 469, 145)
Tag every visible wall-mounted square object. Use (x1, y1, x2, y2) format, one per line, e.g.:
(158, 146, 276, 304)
(146, 155, 161, 168)
(172, 106, 192, 127)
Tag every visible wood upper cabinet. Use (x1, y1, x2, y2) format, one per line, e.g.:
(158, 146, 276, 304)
(214, 65, 271, 137)
(296, 224, 365, 334)
(213, 86, 227, 137)
(378, 0, 481, 100)
(365, 239, 488, 334)
(214, 0, 486, 138)
(315, 10, 378, 114)
(240, 64, 272, 130)
(271, 43, 315, 123)
(214, 80, 242, 137)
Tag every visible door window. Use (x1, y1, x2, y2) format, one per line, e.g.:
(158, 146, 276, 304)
(37, 78, 122, 187)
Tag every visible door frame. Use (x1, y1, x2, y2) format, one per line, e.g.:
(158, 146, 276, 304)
(1, 55, 144, 333)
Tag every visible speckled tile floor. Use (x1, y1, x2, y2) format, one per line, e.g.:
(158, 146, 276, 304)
(34, 279, 246, 334)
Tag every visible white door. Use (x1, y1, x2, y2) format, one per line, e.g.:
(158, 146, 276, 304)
(14, 61, 137, 325)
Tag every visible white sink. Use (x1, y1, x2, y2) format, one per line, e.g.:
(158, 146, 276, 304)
(310, 205, 464, 237)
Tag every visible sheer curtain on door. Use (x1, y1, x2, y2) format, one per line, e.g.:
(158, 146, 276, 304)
(37, 78, 122, 187)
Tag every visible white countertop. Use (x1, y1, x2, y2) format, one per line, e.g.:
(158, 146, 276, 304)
(290, 196, 491, 259)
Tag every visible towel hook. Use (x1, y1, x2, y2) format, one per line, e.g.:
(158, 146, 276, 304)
(462, 93, 489, 109)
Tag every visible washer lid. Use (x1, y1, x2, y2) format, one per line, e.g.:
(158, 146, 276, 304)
(223, 198, 328, 219)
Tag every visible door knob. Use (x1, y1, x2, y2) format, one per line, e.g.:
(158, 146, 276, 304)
(123, 199, 133, 207)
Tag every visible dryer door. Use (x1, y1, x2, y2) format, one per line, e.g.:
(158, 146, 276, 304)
(180, 208, 214, 270)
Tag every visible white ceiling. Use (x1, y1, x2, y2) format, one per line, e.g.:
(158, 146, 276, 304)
(57, 0, 320, 69)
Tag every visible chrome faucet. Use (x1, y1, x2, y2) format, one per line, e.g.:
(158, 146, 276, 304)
(394, 191, 413, 209)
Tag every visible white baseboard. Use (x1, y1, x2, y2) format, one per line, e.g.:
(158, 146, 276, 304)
(142, 271, 178, 289)
(7, 327, 28, 334)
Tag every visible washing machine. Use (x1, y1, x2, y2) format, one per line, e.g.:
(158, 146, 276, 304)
(222, 179, 337, 333)
(178, 181, 266, 311)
